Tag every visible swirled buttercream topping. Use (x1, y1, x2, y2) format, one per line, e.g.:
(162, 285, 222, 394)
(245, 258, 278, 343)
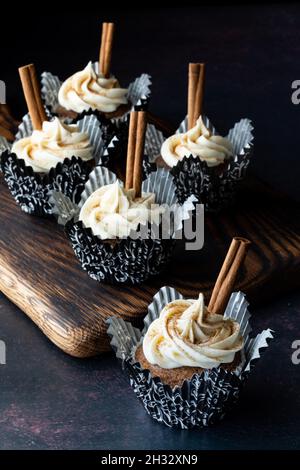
(142, 294, 243, 369)
(58, 62, 128, 113)
(11, 117, 93, 173)
(161, 116, 234, 168)
(79, 181, 164, 239)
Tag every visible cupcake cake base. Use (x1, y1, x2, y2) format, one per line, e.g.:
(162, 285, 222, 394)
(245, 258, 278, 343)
(135, 345, 241, 389)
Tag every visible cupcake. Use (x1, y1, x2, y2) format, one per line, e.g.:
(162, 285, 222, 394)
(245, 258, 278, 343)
(78, 180, 163, 240)
(42, 22, 151, 133)
(11, 117, 94, 173)
(50, 112, 195, 285)
(107, 238, 273, 428)
(135, 293, 244, 389)
(0, 64, 104, 216)
(58, 61, 130, 120)
(161, 115, 234, 170)
(149, 63, 254, 212)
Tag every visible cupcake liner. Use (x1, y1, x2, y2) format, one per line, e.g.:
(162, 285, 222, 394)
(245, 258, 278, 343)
(0, 136, 11, 153)
(64, 221, 175, 285)
(41, 64, 152, 127)
(145, 122, 166, 164)
(107, 287, 273, 428)
(50, 167, 195, 285)
(0, 151, 90, 216)
(150, 115, 254, 212)
(0, 113, 104, 216)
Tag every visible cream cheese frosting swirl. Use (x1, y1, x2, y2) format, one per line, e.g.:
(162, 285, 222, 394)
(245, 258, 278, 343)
(161, 116, 234, 168)
(11, 117, 93, 173)
(58, 62, 128, 113)
(79, 181, 164, 239)
(142, 294, 244, 369)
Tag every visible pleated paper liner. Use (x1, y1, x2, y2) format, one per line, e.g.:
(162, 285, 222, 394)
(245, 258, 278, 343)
(148, 115, 254, 212)
(41, 63, 151, 126)
(50, 166, 196, 285)
(107, 287, 273, 429)
(0, 113, 105, 216)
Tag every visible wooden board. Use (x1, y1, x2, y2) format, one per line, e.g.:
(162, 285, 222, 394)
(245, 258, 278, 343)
(0, 174, 300, 357)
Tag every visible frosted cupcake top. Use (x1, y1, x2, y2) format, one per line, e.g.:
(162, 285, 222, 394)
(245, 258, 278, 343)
(11, 117, 93, 173)
(161, 116, 233, 168)
(142, 293, 244, 369)
(79, 181, 164, 239)
(58, 62, 128, 114)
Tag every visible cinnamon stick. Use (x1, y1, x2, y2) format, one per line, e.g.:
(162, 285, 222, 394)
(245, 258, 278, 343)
(99, 22, 115, 78)
(104, 22, 114, 78)
(19, 64, 47, 130)
(19, 65, 42, 130)
(208, 237, 251, 315)
(133, 111, 147, 197)
(188, 63, 199, 130)
(187, 63, 205, 129)
(125, 111, 138, 190)
(125, 111, 147, 197)
(193, 63, 205, 125)
(99, 23, 107, 75)
(28, 64, 47, 124)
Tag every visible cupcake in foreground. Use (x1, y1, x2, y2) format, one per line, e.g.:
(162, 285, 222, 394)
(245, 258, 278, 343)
(51, 111, 195, 285)
(150, 63, 254, 212)
(107, 238, 273, 428)
(136, 293, 243, 389)
(0, 64, 104, 216)
(42, 22, 151, 127)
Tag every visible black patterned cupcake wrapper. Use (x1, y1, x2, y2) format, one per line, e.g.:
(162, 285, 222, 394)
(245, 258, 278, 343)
(41, 64, 151, 129)
(107, 287, 273, 428)
(50, 166, 195, 284)
(0, 113, 105, 216)
(150, 115, 254, 212)
(65, 220, 175, 285)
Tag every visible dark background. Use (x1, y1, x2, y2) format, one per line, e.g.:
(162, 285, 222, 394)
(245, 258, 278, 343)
(1, 4, 300, 451)
(0, 3, 300, 200)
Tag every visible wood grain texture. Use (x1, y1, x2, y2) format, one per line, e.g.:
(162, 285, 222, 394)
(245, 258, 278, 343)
(0, 105, 20, 141)
(0, 173, 300, 358)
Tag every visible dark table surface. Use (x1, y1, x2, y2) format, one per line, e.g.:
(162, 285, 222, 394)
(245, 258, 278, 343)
(1, 4, 300, 450)
(0, 290, 299, 450)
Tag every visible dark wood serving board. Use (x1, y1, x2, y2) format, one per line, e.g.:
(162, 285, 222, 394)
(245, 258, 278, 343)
(0, 173, 300, 357)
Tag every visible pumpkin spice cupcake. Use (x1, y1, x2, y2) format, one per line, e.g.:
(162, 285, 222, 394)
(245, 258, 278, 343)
(148, 63, 254, 212)
(0, 64, 103, 216)
(42, 22, 151, 128)
(135, 293, 243, 389)
(108, 238, 273, 428)
(0, 64, 104, 216)
(51, 111, 195, 284)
